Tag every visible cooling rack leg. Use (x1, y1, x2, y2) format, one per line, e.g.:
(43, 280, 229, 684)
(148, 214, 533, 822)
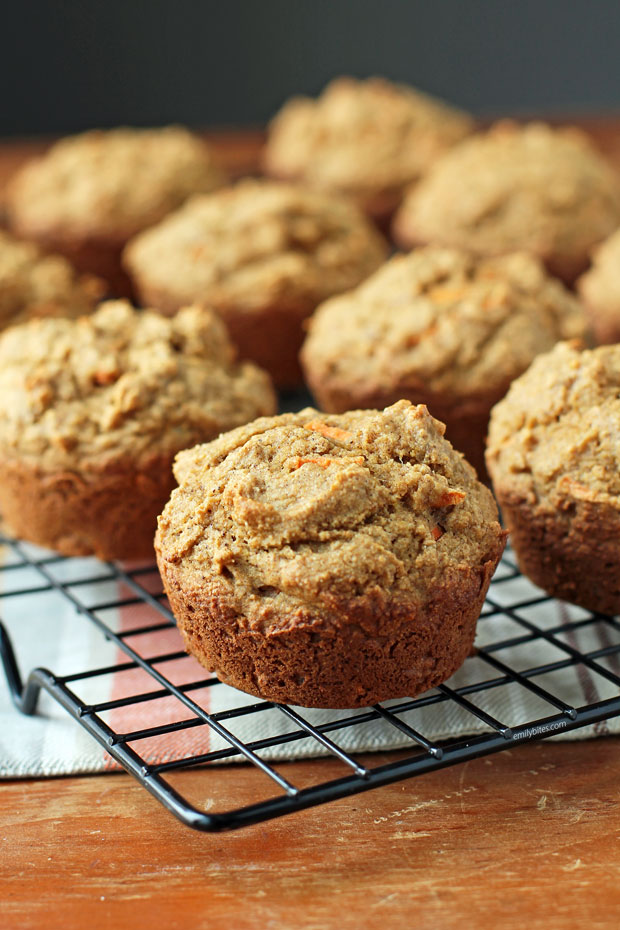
(0, 621, 42, 715)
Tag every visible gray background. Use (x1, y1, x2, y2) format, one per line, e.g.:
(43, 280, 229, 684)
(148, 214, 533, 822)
(3, 0, 620, 136)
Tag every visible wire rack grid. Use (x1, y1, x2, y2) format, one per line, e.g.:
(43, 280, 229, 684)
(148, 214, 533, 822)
(1, 531, 620, 833)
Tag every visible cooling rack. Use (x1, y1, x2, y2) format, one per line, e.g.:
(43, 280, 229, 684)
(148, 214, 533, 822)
(2, 531, 620, 834)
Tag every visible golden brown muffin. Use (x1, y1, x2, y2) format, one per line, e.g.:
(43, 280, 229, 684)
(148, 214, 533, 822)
(0, 301, 276, 560)
(393, 122, 620, 284)
(156, 400, 506, 708)
(577, 228, 620, 344)
(0, 230, 104, 330)
(123, 179, 388, 386)
(264, 76, 474, 224)
(301, 248, 588, 478)
(5, 127, 225, 297)
(486, 341, 620, 614)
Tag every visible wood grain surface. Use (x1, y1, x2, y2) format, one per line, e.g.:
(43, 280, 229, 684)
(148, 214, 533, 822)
(2, 740, 620, 930)
(1, 123, 620, 930)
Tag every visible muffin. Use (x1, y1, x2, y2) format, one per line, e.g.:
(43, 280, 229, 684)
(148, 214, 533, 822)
(486, 341, 620, 615)
(301, 248, 588, 478)
(264, 75, 474, 224)
(393, 121, 620, 284)
(0, 230, 104, 331)
(123, 179, 388, 386)
(155, 400, 506, 708)
(0, 301, 276, 560)
(577, 229, 620, 344)
(5, 126, 225, 297)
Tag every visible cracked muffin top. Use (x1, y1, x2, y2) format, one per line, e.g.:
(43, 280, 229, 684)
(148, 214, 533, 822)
(302, 248, 588, 401)
(6, 126, 225, 242)
(156, 400, 505, 627)
(577, 228, 620, 343)
(0, 230, 103, 330)
(393, 122, 620, 281)
(264, 76, 473, 212)
(486, 341, 620, 506)
(123, 179, 388, 311)
(0, 300, 276, 469)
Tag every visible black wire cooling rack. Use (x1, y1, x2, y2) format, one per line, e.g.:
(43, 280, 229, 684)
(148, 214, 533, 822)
(1, 531, 620, 833)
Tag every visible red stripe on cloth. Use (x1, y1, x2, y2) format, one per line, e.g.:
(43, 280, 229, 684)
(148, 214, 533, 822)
(103, 577, 212, 770)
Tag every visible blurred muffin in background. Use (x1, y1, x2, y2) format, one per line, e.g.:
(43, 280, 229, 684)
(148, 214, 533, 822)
(263, 76, 474, 225)
(0, 229, 103, 331)
(124, 179, 389, 387)
(302, 248, 589, 478)
(0, 301, 276, 560)
(577, 228, 620, 344)
(6, 126, 226, 298)
(393, 121, 620, 284)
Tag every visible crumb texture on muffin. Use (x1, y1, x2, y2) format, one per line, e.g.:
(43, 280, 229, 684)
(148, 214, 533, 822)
(6, 126, 225, 241)
(0, 300, 276, 470)
(124, 179, 387, 384)
(156, 400, 505, 707)
(578, 228, 620, 344)
(264, 76, 473, 211)
(303, 248, 587, 404)
(487, 341, 620, 503)
(302, 248, 587, 476)
(393, 122, 620, 281)
(0, 230, 103, 330)
(487, 341, 620, 613)
(0, 300, 276, 559)
(124, 178, 388, 311)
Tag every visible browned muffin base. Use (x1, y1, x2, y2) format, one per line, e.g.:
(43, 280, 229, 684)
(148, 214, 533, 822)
(582, 301, 620, 346)
(158, 555, 499, 708)
(210, 300, 311, 388)
(496, 491, 620, 615)
(132, 281, 310, 388)
(261, 163, 403, 235)
(12, 228, 132, 299)
(0, 453, 177, 560)
(304, 377, 496, 481)
(543, 252, 592, 288)
(357, 187, 404, 232)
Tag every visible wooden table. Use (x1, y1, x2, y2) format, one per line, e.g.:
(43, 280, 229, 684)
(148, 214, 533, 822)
(1, 123, 620, 930)
(2, 741, 619, 930)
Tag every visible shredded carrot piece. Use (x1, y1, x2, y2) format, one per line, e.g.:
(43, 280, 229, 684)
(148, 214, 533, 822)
(435, 489, 466, 508)
(291, 456, 335, 470)
(431, 525, 444, 541)
(481, 290, 508, 311)
(305, 420, 353, 442)
(93, 369, 120, 386)
(557, 476, 597, 502)
(404, 323, 438, 348)
(291, 455, 364, 470)
(428, 286, 468, 304)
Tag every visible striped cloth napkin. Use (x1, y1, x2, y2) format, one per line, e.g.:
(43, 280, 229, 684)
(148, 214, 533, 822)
(1, 538, 619, 778)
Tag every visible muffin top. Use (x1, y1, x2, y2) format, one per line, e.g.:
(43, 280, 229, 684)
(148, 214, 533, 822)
(123, 179, 388, 312)
(263, 76, 473, 211)
(577, 228, 620, 340)
(0, 301, 276, 469)
(393, 122, 620, 280)
(302, 248, 588, 403)
(156, 400, 504, 628)
(486, 341, 620, 507)
(0, 230, 103, 330)
(6, 126, 225, 241)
